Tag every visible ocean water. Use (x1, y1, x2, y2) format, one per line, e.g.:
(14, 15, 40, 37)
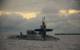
(0, 32, 80, 50)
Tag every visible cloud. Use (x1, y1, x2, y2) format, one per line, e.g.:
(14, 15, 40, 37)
(0, 0, 80, 33)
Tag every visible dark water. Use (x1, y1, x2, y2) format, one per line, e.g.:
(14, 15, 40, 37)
(0, 32, 80, 50)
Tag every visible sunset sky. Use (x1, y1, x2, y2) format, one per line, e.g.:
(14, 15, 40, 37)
(0, 0, 80, 33)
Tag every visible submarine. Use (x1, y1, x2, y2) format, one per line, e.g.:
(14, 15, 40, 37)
(17, 16, 53, 40)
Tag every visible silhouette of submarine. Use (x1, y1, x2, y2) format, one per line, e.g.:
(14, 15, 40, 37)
(17, 16, 53, 40)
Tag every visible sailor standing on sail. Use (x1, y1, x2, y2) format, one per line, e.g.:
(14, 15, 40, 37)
(41, 17, 46, 40)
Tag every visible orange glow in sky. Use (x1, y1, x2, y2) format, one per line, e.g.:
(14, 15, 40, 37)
(59, 9, 80, 16)
(0, 9, 80, 20)
(0, 11, 40, 20)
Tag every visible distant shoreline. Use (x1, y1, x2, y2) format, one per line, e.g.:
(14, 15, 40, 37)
(55, 33, 80, 35)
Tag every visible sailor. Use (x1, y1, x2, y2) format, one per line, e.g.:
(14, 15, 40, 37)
(20, 32, 23, 38)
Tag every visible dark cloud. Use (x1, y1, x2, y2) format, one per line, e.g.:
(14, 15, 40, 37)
(0, 0, 5, 9)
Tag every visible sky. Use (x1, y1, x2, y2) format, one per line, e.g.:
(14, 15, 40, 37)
(0, 0, 80, 33)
